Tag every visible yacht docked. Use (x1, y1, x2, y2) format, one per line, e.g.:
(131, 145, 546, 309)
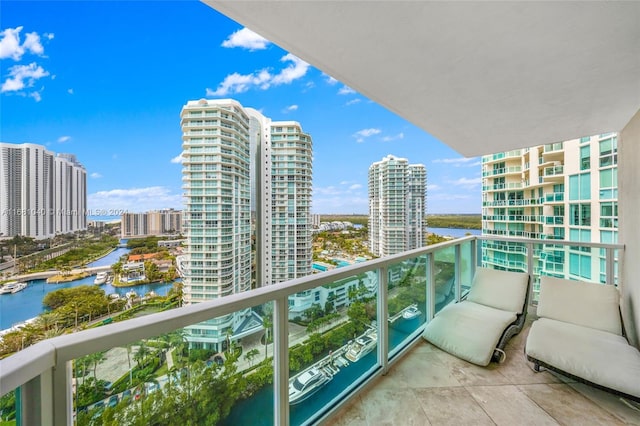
(345, 328, 377, 363)
(0, 281, 27, 294)
(402, 305, 421, 320)
(93, 272, 109, 285)
(289, 366, 332, 405)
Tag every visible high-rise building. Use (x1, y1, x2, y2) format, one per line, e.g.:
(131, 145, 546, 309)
(120, 209, 182, 238)
(180, 99, 313, 350)
(267, 120, 313, 284)
(481, 133, 618, 290)
(368, 155, 426, 257)
(0, 143, 87, 239)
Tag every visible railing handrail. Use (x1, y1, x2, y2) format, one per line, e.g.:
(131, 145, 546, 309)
(0, 236, 474, 397)
(477, 235, 625, 250)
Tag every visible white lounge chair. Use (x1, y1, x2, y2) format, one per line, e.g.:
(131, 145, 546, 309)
(422, 267, 530, 366)
(526, 276, 640, 402)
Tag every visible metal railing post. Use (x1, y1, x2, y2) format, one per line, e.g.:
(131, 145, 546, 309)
(606, 247, 615, 286)
(18, 369, 54, 426)
(379, 266, 389, 374)
(454, 244, 461, 302)
(527, 242, 535, 303)
(426, 254, 436, 322)
(273, 296, 289, 426)
(52, 360, 72, 426)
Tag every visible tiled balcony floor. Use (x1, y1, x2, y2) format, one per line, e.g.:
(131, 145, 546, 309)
(327, 320, 640, 425)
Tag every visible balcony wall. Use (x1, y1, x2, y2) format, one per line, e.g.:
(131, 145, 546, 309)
(0, 236, 625, 425)
(620, 108, 640, 348)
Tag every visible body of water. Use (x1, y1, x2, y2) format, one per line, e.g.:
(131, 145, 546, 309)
(428, 227, 481, 238)
(0, 245, 175, 330)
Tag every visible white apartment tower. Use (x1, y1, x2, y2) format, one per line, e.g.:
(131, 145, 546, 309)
(0, 143, 86, 239)
(481, 133, 618, 290)
(120, 209, 182, 238)
(180, 99, 313, 350)
(368, 155, 426, 257)
(268, 120, 313, 283)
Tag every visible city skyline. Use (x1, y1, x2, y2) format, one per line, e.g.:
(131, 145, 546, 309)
(1, 1, 482, 215)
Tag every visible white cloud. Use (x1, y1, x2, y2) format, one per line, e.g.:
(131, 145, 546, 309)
(22, 32, 44, 56)
(1, 62, 50, 93)
(221, 27, 270, 51)
(353, 128, 381, 143)
(345, 98, 361, 106)
(271, 54, 309, 85)
(90, 172, 102, 179)
(448, 177, 482, 186)
(29, 91, 42, 102)
(428, 193, 472, 201)
(323, 73, 338, 85)
(170, 153, 183, 164)
(427, 184, 441, 191)
(382, 132, 404, 142)
(87, 186, 183, 213)
(313, 196, 369, 214)
(67, 88, 73, 95)
(285, 104, 298, 112)
(206, 70, 271, 96)
(338, 85, 356, 95)
(312, 183, 367, 213)
(206, 54, 309, 96)
(44, 33, 54, 40)
(57, 135, 71, 143)
(0, 27, 48, 60)
(433, 157, 479, 165)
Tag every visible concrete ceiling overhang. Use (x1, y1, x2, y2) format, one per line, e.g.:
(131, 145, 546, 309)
(203, 1, 640, 157)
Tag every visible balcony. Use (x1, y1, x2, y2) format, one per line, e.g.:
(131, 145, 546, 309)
(328, 315, 638, 425)
(1, 236, 628, 425)
(543, 165, 564, 182)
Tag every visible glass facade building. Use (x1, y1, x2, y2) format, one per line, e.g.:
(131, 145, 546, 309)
(481, 134, 619, 293)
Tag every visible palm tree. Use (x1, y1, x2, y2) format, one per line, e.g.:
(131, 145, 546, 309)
(126, 343, 133, 386)
(262, 315, 272, 361)
(87, 351, 106, 390)
(134, 342, 150, 369)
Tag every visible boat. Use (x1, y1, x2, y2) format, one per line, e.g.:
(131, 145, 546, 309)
(402, 305, 421, 320)
(345, 329, 377, 363)
(289, 366, 332, 405)
(0, 282, 27, 294)
(93, 272, 109, 285)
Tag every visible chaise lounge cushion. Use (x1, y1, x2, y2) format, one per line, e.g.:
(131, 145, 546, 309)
(537, 276, 622, 335)
(526, 318, 640, 398)
(423, 300, 517, 366)
(466, 268, 530, 314)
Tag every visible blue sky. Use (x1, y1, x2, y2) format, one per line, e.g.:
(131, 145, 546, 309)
(1, 1, 482, 215)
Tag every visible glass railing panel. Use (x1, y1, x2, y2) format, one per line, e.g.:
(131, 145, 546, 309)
(434, 246, 455, 314)
(1, 388, 18, 424)
(459, 241, 474, 297)
(74, 305, 273, 426)
(387, 255, 428, 354)
(287, 273, 379, 425)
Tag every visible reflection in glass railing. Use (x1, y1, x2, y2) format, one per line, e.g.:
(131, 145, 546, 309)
(0, 388, 17, 424)
(74, 305, 274, 425)
(387, 256, 428, 354)
(227, 273, 381, 426)
(434, 247, 456, 314)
